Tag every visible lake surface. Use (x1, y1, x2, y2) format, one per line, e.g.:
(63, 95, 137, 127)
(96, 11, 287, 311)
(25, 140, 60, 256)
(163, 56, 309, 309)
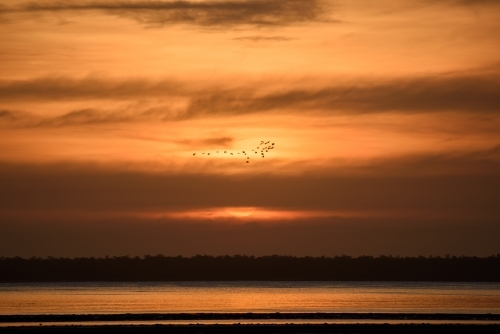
(1, 282, 499, 315)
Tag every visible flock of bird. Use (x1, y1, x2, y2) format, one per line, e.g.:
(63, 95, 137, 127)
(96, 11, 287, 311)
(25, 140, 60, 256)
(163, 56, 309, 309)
(192, 140, 275, 163)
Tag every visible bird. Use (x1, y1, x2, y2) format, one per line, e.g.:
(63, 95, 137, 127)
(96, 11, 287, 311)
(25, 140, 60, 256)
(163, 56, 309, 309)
(190, 140, 275, 162)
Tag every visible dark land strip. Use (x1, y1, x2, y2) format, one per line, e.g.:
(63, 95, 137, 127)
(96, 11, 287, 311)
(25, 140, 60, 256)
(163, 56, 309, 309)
(2, 324, 500, 334)
(2, 313, 500, 323)
(2, 255, 500, 281)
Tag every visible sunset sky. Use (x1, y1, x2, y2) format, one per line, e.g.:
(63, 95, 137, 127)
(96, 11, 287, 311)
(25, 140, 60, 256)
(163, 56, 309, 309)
(1, 0, 499, 257)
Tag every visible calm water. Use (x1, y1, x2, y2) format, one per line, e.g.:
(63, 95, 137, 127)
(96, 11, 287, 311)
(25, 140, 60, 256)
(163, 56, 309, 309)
(1, 282, 500, 315)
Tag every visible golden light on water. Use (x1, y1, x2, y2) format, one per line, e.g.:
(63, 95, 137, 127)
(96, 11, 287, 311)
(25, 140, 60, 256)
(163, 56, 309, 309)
(1, 283, 500, 315)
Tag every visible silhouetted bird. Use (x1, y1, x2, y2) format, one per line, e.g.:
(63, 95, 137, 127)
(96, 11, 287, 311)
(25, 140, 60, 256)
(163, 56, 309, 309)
(189, 140, 275, 161)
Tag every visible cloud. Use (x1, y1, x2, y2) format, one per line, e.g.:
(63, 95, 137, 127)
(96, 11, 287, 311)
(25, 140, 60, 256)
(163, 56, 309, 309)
(176, 136, 234, 147)
(1, 151, 500, 256)
(2, 216, 500, 257)
(0, 110, 20, 121)
(451, 0, 500, 5)
(0, 146, 499, 214)
(4, 0, 328, 27)
(1, 147, 500, 257)
(232, 36, 295, 42)
(0, 76, 184, 101)
(184, 73, 500, 116)
(1, 67, 499, 127)
(0, 109, 41, 125)
(0, 107, 175, 127)
(40, 108, 128, 126)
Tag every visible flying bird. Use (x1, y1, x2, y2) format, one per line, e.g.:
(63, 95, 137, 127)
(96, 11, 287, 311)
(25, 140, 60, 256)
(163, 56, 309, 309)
(191, 140, 275, 164)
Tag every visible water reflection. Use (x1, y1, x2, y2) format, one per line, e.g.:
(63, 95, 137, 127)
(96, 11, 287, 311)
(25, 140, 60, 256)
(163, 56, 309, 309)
(1, 282, 500, 315)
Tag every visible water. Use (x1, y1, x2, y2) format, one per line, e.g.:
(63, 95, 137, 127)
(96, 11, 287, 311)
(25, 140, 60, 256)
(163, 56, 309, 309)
(1, 281, 499, 315)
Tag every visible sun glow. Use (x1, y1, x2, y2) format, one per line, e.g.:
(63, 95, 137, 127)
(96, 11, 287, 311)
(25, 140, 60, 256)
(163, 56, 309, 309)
(225, 207, 255, 217)
(134, 207, 386, 222)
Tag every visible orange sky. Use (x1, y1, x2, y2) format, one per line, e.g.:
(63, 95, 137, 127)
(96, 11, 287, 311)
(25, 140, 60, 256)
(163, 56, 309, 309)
(1, 0, 499, 257)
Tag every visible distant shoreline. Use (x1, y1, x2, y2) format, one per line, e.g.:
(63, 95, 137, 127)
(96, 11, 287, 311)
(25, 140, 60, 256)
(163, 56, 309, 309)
(2, 312, 500, 323)
(2, 255, 500, 282)
(2, 323, 500, 334)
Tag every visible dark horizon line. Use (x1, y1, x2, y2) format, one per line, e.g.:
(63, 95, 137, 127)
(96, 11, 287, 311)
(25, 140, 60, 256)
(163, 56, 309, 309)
(2, 254, 500, 282)
(3, 254, 500, 260)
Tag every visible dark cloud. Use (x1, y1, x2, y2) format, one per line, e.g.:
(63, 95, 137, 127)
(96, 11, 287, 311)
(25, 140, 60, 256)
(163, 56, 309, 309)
(0, 76, 184, 101)
(1, 217, 499, 257)
(1, 146, 499, 257)
(5, 0, 327, 27)
(351, 145, 500, 177)
(451, 0, 500, 5)
(0, 107, 179, 128)
(39, 108, 128, 126)
(0, 110, 20, 120)
(0, 109, 41, 126)
(1, 69, 499, 124)
(184, 73, 500, 117)
(36, 107, 186, 126)
(0, 147, 499, 215)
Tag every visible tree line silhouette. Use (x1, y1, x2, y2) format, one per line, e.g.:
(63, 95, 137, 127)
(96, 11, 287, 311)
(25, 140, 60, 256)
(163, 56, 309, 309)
(1, 255, 499, 282)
